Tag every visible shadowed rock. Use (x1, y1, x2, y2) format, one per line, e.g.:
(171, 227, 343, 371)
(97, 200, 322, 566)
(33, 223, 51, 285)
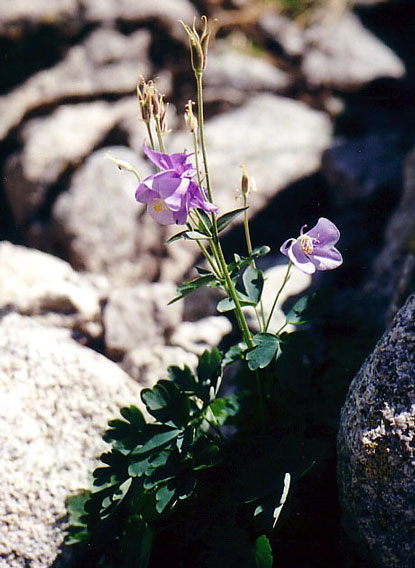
(338, 292, 415, 567)
(0, 28, 151, 141)
(301, 12, 405, 90)
(3, 98, 141, 225)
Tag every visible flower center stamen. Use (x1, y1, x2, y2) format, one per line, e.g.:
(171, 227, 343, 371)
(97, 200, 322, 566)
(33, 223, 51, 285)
(299, 235, 318, 255)
(152, 198, 168, 213)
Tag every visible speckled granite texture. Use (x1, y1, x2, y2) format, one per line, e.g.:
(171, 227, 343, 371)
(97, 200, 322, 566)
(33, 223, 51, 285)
(338, 292, 415, 567)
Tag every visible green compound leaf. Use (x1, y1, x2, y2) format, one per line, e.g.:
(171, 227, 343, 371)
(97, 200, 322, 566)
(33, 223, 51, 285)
(168, 365, 199, 395)
(166, 228, 212, 244)
(242, 266, 264, 305)
(253, 535, 273, 568)
(227, 246, 270, 277)
(155, 484, 176, 514)
(197, 347, 222, 388)
(216, 206, 248, 233)
(222, 342, 247, 366)
(104, 405, 146, 451)
(209, 396, 239, 426)
(246, 333, 281, 371)
(168, 273, 216, 305)
(65, 491, 90, 545)
(141, 380, 190, 428)
(196, 209, 213, 233)
(132, 427, 182, 456)
(285, 294, 313, 325)
(185, 230, 212, 240)
(166, 230, 189, 244)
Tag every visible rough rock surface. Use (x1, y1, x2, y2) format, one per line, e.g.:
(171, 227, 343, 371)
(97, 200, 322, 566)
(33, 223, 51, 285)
(82, 0, 197, 42)
(204, 41, 290, 104)
(52, 146, 160, 283)
(258, 12, 305, 58)
(338, 292, 415, 568)
(4, 99, 139, 225)
(121, 345, 198, 387)
(364, 148, 415, 322)
(0, 313, 141, 568)
(0, 28, 151, 141)
(0, 0, 80, 37)
(302, 12, 405, 90)
(171, 316, 232, 356)
(103, 283, 183, 358)
(168, 94, 332, 223)
(0, 241, 105, 337)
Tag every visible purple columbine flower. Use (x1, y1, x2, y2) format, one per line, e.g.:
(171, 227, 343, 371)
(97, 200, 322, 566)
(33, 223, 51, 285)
(135, 145, 217, 225)
(280, 217, 343, 274)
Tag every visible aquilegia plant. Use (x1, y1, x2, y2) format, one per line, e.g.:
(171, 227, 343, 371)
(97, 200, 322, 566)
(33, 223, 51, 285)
(66, 17, 343, 568)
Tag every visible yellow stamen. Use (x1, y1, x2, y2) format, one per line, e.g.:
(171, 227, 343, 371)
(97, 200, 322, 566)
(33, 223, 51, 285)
(300, 235, 314, 255)
(152, 198, 168, 213)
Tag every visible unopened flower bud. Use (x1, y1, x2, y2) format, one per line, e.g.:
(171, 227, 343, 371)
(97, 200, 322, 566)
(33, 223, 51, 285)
(106, 152, 142, 181)
(241, 165, 257, 197)
(184, 100, 198, 132)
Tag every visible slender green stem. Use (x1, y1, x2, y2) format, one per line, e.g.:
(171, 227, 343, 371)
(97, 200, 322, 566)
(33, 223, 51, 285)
(188, 213, 221, 280)
(145, 121, 156, 150)
(197, 241, 222, 279)
(192, 130, 203, 188)
(243, 194, 266, 332)
(194, 70, 253, 346)
(154, 117, 166, 153)
(196, 72, 214, 204)
(194, 65, 265, 426)
(214, 238, 253, 349)
(265, 262, 292, 332)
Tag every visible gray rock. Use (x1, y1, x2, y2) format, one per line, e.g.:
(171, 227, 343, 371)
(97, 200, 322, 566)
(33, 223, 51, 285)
(168, 93, 332, 220)
(103, 283, 183, 358)
(364, 148, 415, 322)
(121, 344, 198, 387)
(82, 0, 197, 42)
(338, 292, 415, 567)
(258, 12, 305, 58)
(171, 316, 232, 356)
(322, 134, 403, 206)
(0, 241, 106, 338)
(0, 28, 151, 141)
(203, 41, 290, 104)
(0, 0, 80, 38)
(0, 313, 141, 568)
(3, 99, 140, 225)
(302, 12, 405, 90)
(52, 145, 161, 284)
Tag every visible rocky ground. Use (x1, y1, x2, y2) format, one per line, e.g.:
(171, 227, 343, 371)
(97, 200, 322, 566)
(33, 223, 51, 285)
(0, 0, 414, 566)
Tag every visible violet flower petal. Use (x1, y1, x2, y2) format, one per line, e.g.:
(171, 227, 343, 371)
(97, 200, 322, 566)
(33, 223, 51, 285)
(143, 144, 192, 175)
(306, 217, 340, 247)
(135, 182, 154, 204)
(146, 197, 176, 225)
(309, 246, 343, 271)
(288, 239, 316, 274)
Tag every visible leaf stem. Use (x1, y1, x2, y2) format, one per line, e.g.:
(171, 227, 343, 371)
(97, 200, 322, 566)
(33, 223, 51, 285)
(265, 262, 292, 332)
(243, 193, 266, 332)
(145, 121, 156, 151)
(154, 116, 166, 153)
(195, 70, 253, 349)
